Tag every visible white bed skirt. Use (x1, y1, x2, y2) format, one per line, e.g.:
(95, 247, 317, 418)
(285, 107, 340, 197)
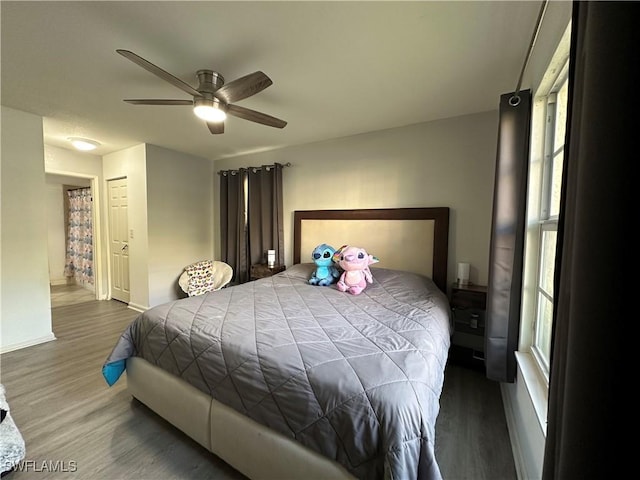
(126, 357, 356, 480)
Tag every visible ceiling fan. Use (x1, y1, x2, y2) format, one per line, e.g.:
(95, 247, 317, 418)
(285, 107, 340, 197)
(116, 49, 287, 134)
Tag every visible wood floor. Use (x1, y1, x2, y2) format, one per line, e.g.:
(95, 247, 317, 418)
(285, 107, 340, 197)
(49, 284, 95, 308)
(0, 297, 516, 480)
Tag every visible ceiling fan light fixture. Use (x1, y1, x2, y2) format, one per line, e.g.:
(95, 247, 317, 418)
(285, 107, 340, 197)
(68, 137, 100, 151)
(117, 50, 286, 134)
(193, 98, 227, 123)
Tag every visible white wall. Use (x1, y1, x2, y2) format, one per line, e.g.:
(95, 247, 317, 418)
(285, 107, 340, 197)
(214, 110, 498, 290)
(103, 144, 149, 310)
(502, 360, 547, 480)
(1, 106, 55, 352)
(46, 182, 67, 284)
(145, 144, 214, 307)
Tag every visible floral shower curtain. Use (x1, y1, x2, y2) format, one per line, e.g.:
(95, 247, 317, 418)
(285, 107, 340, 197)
(64, 188, 94, 285)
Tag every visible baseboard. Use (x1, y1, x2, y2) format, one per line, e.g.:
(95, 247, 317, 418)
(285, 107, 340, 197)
(49, 278, 69, 286)
(127, 302, 147, 313)
(0, 333, 57, 354)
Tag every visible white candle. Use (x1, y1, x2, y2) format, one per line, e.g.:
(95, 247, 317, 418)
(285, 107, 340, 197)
(267, 250, 276, 268)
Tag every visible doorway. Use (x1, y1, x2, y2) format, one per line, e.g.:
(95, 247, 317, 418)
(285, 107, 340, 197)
(46, 174, 99, 305)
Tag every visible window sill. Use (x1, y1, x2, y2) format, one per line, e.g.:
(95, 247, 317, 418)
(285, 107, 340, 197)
(514, 351, 548, 436)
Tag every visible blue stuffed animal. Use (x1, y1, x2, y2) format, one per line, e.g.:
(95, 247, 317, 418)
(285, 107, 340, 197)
(309, 243, 340, 286)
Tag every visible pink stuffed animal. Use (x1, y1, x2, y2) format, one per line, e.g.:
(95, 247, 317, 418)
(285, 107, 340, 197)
(333, 245, 379, 295)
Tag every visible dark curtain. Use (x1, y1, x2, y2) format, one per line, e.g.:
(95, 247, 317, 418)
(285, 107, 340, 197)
(220, 163, 284, 284)
(219, 169, 248, 283)
(247, 163, 285, 268)
(485, 90, 531, 383)
(542, 2, 632, 477)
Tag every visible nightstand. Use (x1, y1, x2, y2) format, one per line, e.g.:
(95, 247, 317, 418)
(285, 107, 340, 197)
(449, 283, 487, 370)
(250, 263, 286, 281)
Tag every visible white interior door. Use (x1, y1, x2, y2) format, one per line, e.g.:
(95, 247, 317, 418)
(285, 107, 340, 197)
(108, 178, 130, 303)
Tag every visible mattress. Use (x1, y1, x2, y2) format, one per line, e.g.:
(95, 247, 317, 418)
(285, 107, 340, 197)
(103, 263, 452, 480)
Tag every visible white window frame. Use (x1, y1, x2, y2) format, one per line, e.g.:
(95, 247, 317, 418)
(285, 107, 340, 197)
(531, 221, 558, 376)
(519, 23, 571, 433)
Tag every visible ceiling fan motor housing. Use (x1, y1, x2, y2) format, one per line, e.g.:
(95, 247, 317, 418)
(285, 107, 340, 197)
(197, 70, 225, 94)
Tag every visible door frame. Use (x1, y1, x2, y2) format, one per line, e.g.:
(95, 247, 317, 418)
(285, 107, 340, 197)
(44, 169, 105, 300)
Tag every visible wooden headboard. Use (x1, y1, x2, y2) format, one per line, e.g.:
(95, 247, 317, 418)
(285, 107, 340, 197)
(293, 208, 450, 292)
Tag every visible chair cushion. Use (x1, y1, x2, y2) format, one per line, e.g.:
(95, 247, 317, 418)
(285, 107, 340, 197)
(180, 260, 233, 296)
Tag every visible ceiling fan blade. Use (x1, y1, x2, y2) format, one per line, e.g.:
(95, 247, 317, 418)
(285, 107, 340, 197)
(207, 121, 224, 134)
(214, 71, 273, 104)
(124, 99, 193, 105)
(227, 104, 287, 129)
(117, 49, 201, 98)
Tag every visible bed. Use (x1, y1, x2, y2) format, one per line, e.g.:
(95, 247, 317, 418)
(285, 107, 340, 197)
(103, 207, 452, 480)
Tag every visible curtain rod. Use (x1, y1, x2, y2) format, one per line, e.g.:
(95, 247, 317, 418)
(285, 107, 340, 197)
(510, 0, 548, 107)
(217, 162, 291, 176)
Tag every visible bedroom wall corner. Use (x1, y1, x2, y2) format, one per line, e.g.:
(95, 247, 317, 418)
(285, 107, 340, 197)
(145, 144, 214, 307)
(1, 106, 55, 352)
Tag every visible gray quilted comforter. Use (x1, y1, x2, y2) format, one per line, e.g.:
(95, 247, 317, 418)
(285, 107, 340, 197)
(103, 263, 452, 480)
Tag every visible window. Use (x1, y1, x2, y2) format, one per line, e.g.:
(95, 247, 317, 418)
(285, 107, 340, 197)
(531, 74, 568, 375)
(521, 23, 570, 395)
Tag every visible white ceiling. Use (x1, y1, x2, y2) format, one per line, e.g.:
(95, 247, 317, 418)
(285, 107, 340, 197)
(1, 1, 545, 161)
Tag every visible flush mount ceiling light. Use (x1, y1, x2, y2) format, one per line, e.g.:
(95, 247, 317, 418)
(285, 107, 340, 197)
(193, 97, 227, 123)
(68, 137, 100, 151)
